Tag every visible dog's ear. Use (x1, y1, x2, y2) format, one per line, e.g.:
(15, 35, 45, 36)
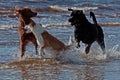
(24, 6, 31, 10)
(14, 6, 21, 13)
(90, 11, 94, 18)
(68, 8, 73, 11)
(14, 5, 20, 11)
(14, 6, 23, 16)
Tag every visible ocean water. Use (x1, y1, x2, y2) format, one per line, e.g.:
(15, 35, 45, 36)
(0, 0, 120, 80)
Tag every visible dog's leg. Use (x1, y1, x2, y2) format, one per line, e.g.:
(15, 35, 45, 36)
(97, 39, 105, 54)
(85, 44, 91, 54)
(75, 33, 80, 48)
(75, 39, 80, 48)
(35, 44, 38, 55)
(32, 40, 38, 55)
(20, 38, 29, 58)
(20, 42, 25, 57)
(76, 42, 80, 48)
(39, 45, 45, 58)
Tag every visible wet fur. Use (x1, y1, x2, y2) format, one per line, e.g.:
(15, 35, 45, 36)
(29, 23, 73, 58)
(15, 7, 38, 57)
(68, 8, 105, 54)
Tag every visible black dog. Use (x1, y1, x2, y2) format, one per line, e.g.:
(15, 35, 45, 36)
(68, 8, 105, 54)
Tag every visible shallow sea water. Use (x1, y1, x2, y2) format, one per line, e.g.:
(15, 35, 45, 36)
(0, 0, 120, 80)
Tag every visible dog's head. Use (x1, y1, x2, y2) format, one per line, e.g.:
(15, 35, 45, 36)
(68, 8, 85, 26)
(15, 6, 37, 18)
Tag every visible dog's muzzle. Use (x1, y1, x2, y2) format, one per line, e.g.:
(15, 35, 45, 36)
(68, 18, 72, 22)
(68, 17, 75, 25)
(34, 12, 37, 16)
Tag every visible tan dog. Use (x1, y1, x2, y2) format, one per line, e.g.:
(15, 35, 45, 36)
(15, 7, 38, 57)
(29, 22, 73, 58)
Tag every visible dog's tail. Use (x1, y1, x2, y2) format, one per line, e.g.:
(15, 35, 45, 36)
(90, 12, 98, 25)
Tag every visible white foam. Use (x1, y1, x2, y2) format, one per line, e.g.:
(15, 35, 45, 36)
(12, 44, 120, 64)
(59, 44, 120, 63)
(49, 6, 98, 11)
(107, 45, 120, 58)
(42, 22, 70, 27)
(12, 52, 32, 61)
(0, 25, 17, 29)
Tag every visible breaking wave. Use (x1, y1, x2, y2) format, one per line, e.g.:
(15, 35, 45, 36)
(0, 25, 17, 29)
(0, 5, 98, 14)
(49, 6, 98, 11)
(0, 22, 120, 30)
(42, 22, 120, 27)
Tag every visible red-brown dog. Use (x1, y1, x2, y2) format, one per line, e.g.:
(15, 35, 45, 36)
(15, 6, 38, 57)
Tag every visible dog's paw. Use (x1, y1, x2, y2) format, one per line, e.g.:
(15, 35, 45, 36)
(75, 43, 80, 48)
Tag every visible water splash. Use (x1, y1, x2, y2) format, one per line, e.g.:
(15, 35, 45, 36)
(60, 44, 120, 64)
(107, 45, 120, 58)
(10, 44, 120, 65)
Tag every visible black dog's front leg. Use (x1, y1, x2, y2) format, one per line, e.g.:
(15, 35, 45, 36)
(75, 39, 80, 48)
(85, 44, 92, 54)
(97, 38, 105, 54)
(75, 33, 81, 48)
